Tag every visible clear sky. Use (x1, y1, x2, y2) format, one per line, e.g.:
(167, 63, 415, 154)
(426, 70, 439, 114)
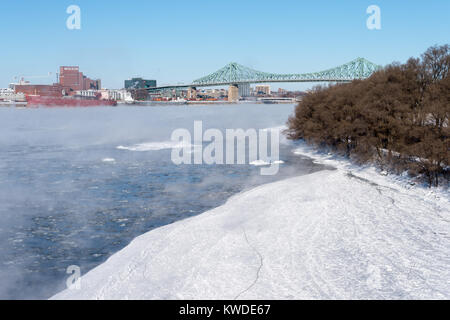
(1, 0, 449, 90)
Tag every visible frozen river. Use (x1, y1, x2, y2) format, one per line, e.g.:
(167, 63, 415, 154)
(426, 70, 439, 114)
(0, 104, 327, 299)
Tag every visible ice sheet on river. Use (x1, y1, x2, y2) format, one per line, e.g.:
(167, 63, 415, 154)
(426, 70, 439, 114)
(52, 168, 449, 300)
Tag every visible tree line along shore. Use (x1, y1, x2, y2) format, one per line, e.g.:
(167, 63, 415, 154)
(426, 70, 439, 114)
(287, 45, 449, 187)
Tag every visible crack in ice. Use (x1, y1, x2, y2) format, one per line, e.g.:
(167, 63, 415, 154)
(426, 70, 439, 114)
(234, 229, 264, 300)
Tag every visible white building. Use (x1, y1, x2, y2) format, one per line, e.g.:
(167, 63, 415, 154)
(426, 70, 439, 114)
(77, 90, 98, 98)
(107, 89, 134, 103)
(76, 89, 134, 103)
(255, 85, 271, 96)
(0, 88, 25, 102)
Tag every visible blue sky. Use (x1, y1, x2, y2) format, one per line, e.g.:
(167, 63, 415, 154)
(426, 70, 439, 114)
(1, 0, 449, 89)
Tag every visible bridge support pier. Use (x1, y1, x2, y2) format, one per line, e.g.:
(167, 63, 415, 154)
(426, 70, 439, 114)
(228, 84, 239, 102)
(187, 87, 197, 100)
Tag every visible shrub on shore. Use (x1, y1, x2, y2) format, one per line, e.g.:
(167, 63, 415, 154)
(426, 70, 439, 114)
(286, 45, 449, 187)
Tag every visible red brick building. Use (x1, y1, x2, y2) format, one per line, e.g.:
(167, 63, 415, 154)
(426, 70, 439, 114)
(14, 84, 64, 97)
(15, 66, 101, 97)
(59, 66, 82, 91)
(59, 66, 101, 94)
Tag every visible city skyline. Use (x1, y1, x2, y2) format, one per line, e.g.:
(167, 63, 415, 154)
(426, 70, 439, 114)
(1, 0, 449, 90)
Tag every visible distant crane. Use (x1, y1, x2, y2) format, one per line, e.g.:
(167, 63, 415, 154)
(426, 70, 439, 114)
(13, 72, 54, 84)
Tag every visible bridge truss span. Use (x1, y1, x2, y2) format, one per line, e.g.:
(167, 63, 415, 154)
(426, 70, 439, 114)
(147, 57, 382, 91)
(191, 57, 382, 86)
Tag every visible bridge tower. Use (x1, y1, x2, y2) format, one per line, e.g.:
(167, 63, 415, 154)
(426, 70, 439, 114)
(228, 84, 239, 102)
(187, 87, 197, 100)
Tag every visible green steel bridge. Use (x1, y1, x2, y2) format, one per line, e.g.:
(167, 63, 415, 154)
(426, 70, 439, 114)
(148, 57, 382, 90)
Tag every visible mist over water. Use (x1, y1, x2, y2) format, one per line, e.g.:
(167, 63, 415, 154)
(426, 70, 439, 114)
(0, 104, 326, 299)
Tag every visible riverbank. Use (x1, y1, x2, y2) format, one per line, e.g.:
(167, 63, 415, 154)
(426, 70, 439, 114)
(52, 142, 450, 300)
(134, 99, 297, 106)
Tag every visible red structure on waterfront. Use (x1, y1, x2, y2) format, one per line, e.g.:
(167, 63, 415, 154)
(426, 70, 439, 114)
(14, 83, 64, 97)
(59, 66, 101, 94)
(26, 95, 117, 107)
(14, 66, 101, 97)
(13, 66, 114, 107)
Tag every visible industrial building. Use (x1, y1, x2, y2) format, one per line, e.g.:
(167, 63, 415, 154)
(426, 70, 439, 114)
(238, 83, 250, 97)
(13, 66, 101, 97)
(14, 83, 64, 97)
(59, 66, 101, 93)
(255, 85, 271, 96)
(124, 78, 157, 90)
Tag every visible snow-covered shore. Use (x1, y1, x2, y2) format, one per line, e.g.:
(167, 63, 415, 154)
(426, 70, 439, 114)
(52, 143, 449, 300)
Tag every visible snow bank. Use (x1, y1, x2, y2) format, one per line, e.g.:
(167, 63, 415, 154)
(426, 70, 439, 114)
(52, 164, 450, 300)
(291, 140, 449, 204)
